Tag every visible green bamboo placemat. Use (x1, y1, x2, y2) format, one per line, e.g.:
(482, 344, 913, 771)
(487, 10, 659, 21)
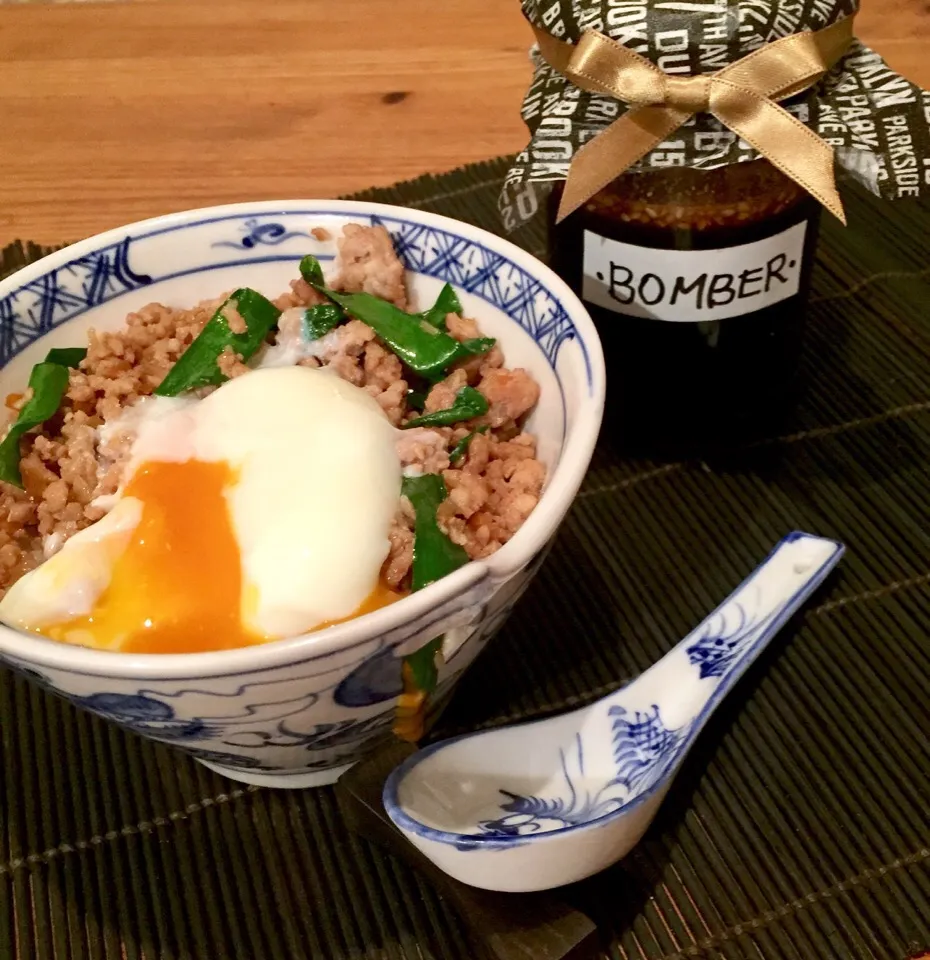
(1, 158, 928, 960)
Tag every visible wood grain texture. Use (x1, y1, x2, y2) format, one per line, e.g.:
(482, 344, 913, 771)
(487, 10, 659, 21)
(0, 0, 927, 247)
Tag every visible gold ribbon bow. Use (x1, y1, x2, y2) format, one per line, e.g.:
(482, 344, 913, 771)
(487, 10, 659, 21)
(533, 17, 855, 224)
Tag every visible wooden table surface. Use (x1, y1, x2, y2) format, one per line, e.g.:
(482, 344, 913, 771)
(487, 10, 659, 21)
(0, 0, 927, 248)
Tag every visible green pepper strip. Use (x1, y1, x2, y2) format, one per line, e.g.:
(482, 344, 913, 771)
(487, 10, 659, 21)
(299, 255, 326, 287)
(301, 258, 461, 334)
(403, 386, 488, 430)
(400, 473, 470, 703)
(154, 288, 281, 397)
(0, 361, 72, 488)
(299, 257, 494, 382)
(419, 283, 462, 333)
(404, 636, 444, 696)
(406, 390, 427, 412)
(297, 257, 344, 340)
(327, 289, 493, 382)
(44, 347, 87, 368)
(402, 473, 469, 592)
(449, 425, 489, 465)
(302, 303, 344, 341)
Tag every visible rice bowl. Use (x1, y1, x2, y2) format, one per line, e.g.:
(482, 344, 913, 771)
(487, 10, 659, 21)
(0, 224, 548, 655)
(0, 200, 605, 787)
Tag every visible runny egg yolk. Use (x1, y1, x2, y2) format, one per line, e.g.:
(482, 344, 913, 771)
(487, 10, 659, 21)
(46, 460, 256, 653)
(43, 459, 402, 654)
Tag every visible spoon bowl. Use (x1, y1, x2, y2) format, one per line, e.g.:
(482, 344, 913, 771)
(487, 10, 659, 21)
(383, 532, 845, 892)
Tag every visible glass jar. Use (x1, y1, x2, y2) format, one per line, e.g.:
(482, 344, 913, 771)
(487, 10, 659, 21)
(548, 159, 821, 456)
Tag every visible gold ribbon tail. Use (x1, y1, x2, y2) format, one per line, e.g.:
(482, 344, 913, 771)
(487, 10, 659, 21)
(710, 82, 847, 225)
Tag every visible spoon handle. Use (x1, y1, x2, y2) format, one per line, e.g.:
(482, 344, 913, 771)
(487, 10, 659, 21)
(615, 532, 845, 728)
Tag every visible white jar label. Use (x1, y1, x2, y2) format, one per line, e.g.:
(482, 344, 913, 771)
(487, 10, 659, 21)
(581, 221, 808, 322)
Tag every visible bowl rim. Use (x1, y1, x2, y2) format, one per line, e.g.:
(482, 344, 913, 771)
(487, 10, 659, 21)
(0, 198, 606, 679)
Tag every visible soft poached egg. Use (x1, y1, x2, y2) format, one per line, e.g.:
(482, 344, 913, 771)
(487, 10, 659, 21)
(0, 366, 403, 653)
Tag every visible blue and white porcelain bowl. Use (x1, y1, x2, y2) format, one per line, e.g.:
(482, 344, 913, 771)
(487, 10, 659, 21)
(0, 201, 605, 788)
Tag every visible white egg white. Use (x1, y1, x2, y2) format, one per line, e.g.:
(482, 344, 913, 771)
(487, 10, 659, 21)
(0, 366, 403, 644)
(191, 365, 402, 637)
(0, 496, 144, 631)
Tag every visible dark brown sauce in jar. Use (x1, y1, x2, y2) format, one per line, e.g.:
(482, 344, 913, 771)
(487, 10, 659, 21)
(549, 160, 821, 456)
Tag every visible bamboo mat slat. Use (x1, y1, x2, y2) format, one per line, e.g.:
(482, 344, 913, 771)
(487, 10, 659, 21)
(1, 157, 928, 959)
